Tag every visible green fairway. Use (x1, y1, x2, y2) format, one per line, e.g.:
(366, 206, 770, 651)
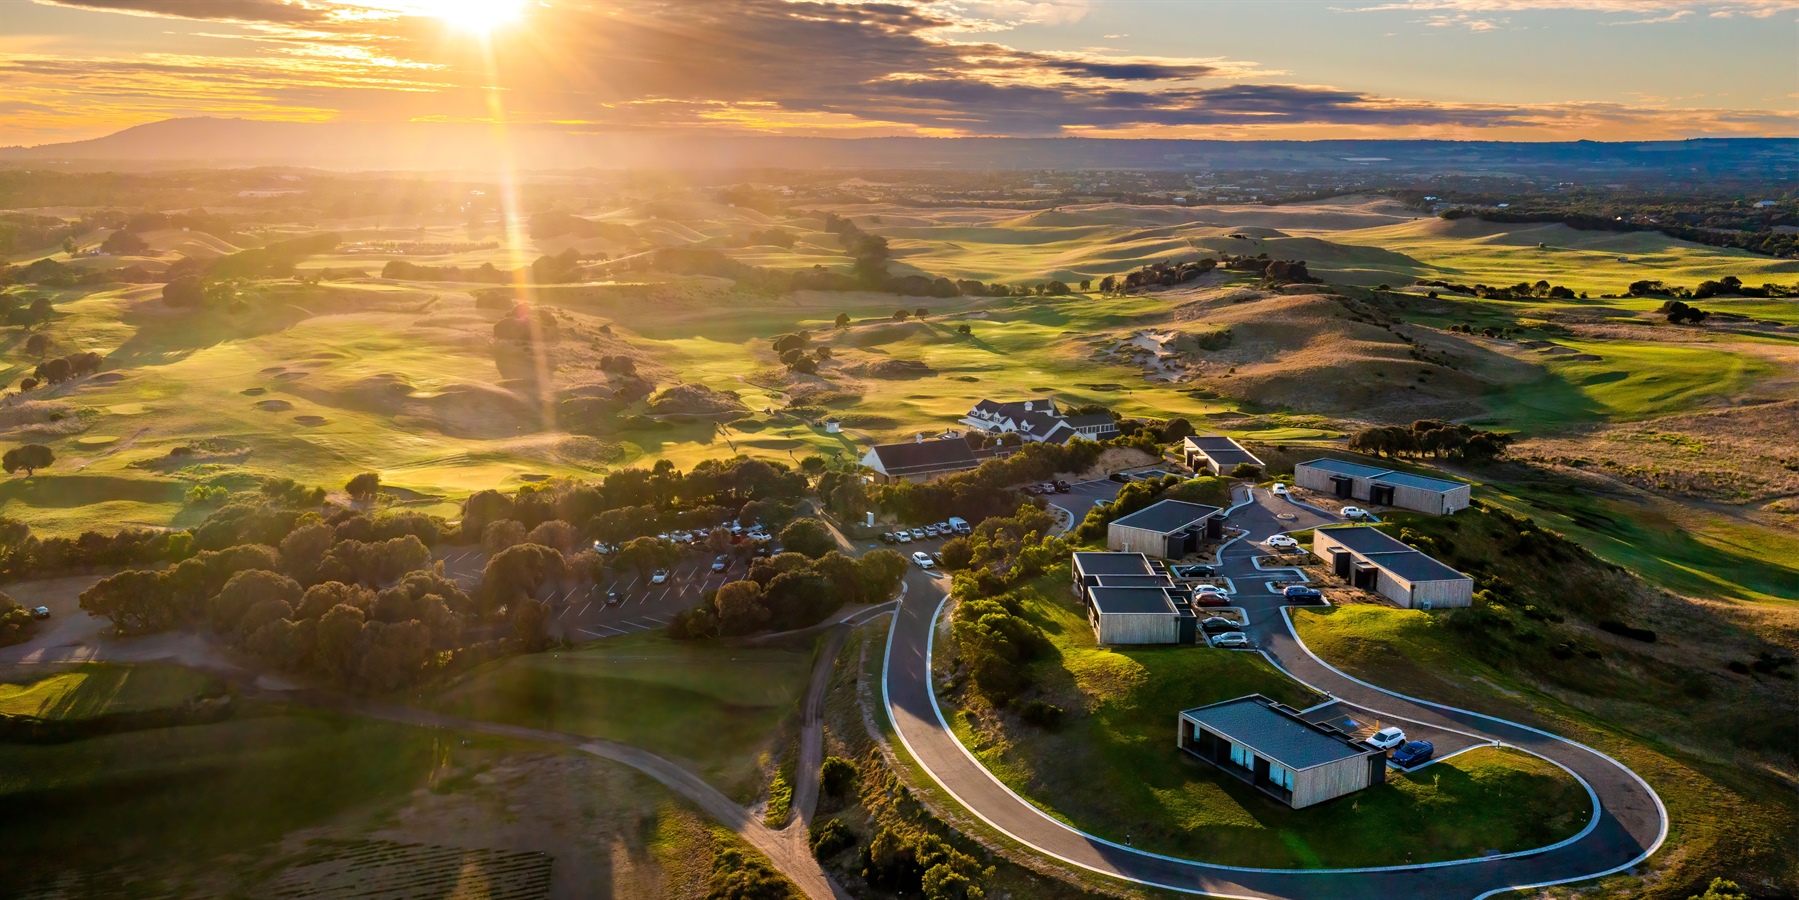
(944, 571, 1589, 868)
(1482, 339, 1779, 430)
(431, 631, 816, 798)
(0, 663, 219, 720)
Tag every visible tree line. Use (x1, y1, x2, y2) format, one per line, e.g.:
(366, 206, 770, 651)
(1347, 420, 1514, 463)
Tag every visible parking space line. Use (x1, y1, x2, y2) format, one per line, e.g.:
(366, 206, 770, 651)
(643, 615, 672, 625)
(579, 602, 591, 617)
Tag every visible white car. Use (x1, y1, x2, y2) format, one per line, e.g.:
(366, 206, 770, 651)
(1191, 584, 1228, 596)
(895, 531, 913, 544)
(1265, 534, 1299, 550)
(1368, 726, 1407, 750)
(1340, 506, 1368, 520)
(1271, 483, 1289, 496)
(911, 551, 935, 569)
(650, 568, 670, 585)
(1210, 632, 1250, 649)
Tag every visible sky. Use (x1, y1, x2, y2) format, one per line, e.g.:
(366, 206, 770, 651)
(2, 0, 1796, 146)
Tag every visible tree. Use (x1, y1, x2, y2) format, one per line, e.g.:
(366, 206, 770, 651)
(1230, 462, 1262, 479)
(3, 444, 54, 476)
(614, 536, 679, 578)
(345, 472, 381, 500)
(512, 597, 551, 649)
(892, 309, 910, 322)
(62, 236, 77, 257)
(914, 307, 928, 318)
(1687, 879, 1749, 900)
(834, 312, 850, 328)
(1100, 274, 1117, 294)
(24, 333, 50, 358)
(819, 756, 857, 799)
(779, 517, 836, 559)
(1080, 279, 1091, 292)
(712, 579, 768, 634)
(956, 323, 971, 335)
(479, 542, 566, 613)
(163, 275, 205, 308)
(211, 569, 301, 634)
(28, 297, 52, 323)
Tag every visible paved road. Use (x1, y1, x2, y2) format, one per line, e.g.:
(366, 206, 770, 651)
(881, 486, 1667, 899)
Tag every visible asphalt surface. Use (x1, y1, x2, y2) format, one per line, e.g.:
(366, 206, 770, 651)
(881, 485, 1667, 899)
(436, 545, 743, 642)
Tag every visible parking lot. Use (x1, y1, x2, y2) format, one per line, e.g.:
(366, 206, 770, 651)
(1296, 699, 1489, 772)
(1046, 477, 1124, 527)
(436, 543, 747, 642)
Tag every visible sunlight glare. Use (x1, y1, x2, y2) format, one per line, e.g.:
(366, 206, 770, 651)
(434, 0, 525, 34)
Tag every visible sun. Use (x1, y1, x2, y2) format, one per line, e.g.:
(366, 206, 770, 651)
(433, 0, 525, 34)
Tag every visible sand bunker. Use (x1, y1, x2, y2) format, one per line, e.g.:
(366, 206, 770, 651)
(293, 415, 328, 426)
(255, 399, 294, 411)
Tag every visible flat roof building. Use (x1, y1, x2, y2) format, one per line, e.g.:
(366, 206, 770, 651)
(1312, 525, 1474, 609)
(1183, 435, 1265, 476)
(1087, 586, 1194, 645)
(1107, 499, 1224, 559)
(1178, 695, 1387, 808)
(1293, 458, 1471, 516)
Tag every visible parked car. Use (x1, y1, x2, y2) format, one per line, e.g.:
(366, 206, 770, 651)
(1038, 482, 1057, 494)
(1340, 506, 1368, 520)
(1282, 585, 1324, 602)
(1021, 484, 1041, 495)
(930, 552, 945, 566)
(1054, 480, 1071, 493)
(909, 527, 926, 540)
(1210, 632, 1250, 649)
(896, 531, 913, 544)
(880, 532, 897, 544)
(947, 516, 971, 535)
(31, 606, 50, 620)
(911, 551, 935, 569)
(1109, 472, 1131, 483)
(1200, 616, 1241, 634)
(711, 555, 729, 572)
(1265, 534, 1300, 550)
(1392, 740, 1435, 768)
(1368, 726, 1407, 750)
(1271, 483, 1289, 496)
(650, 568, 671, 585)
(1170, 564, 1216, 580)
(935, 522, 952, 534)
(924, 525, 941, 538)
(1192, 591, 1230, 608)
(1191, 584, 1228, 596)
(605, 589, 622, 606)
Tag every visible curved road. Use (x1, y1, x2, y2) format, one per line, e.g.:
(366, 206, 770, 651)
(881, 488, 1667, 899)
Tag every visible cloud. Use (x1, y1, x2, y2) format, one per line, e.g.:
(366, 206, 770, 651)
(1606, 9, 1694, 23)
(6, 0, 1794, 145)
(34, 0, 334, 24)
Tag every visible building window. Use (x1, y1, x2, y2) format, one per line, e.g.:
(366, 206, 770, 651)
(1229, 742, 1254, 770)
(1268, 762, 1294, 791)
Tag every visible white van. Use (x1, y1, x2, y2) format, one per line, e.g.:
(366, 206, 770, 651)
(946, 516, 971, 536)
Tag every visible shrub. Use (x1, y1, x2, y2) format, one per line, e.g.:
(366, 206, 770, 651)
(820, 755, 858, 799)
(1597, 619, 1657, 643)
(1014, 698, 1064, 729)
(809, 818, 856, 858)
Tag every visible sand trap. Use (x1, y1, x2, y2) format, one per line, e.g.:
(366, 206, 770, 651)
(260, 366, 286, 374)
(1570, 353, 1604, 361)
(89, 372, 125, 385)
(241, 387, 267, 396)
(293, 415, 328, 426)
(273, 371, 309, 381)
(255, 399, 294, 411)
(518, 473, 550, 482)
(1540, 346, 1576, 355)
(74, 435, 118, 448)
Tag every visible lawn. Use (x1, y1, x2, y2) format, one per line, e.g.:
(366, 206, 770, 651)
(942, 570, 1590, 868)
(430, 630, 817, 799)
(0, 662, 220, 719)
(1482, 339, 1778, 431)
(0, 708, 452, 891)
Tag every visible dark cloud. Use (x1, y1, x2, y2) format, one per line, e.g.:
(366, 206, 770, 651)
(1041, 59, 1220, 81)
(38, 0, 331, 24)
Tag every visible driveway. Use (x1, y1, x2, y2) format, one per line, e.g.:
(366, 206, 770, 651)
(879, 485, 1667, 899)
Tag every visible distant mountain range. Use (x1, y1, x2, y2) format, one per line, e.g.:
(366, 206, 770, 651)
(5, 117, 1797, 175)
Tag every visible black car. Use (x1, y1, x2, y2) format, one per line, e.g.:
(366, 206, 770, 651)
(1199, 616, 1241, 634)
(1282, 585, 1324, 603)
(1054, 480, 1071, 493)
(1392, 740, 1435, 768)
(1109, 472, 1130, 483)
(880, 532, 897, 544)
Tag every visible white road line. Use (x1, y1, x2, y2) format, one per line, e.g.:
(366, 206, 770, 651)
(643, 615, 672, 625)
(579, 602, 592, 617)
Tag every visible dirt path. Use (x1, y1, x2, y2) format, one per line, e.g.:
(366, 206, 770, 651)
(290, 695, 848, 900)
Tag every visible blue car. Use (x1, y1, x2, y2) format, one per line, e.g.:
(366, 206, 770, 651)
(1282, 585, 1323, 602)
(1392, 740, 1435, 768)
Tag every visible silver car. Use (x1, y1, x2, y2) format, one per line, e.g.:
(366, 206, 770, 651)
(1210, 632, 1250, 649)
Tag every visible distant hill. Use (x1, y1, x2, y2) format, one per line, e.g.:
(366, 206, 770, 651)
(4, 117, 1797, 175)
